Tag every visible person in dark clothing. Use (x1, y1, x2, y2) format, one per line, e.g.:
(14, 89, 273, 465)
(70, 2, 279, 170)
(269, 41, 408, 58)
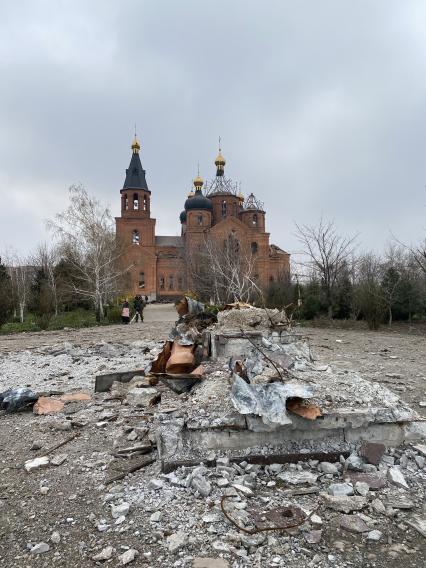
(121, 300, 130, 324)
(133, 295, 145, 322)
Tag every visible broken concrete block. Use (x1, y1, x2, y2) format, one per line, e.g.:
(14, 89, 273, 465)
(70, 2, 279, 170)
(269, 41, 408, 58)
(24, 456, 49, 472)
(111, 502, 130, 519)
(367, 530, 383, 541)
(360, 442, 386, 465)
(340, 514, 369, 533)
(388, 467, 409, 489)
(406, 515, 426, 537)
(322, 495, 367, 513)
(328, 483, 354, 497)
(191, 476, 212, 497)
(319, 462, 339, 474)
(92, 546, 114, 561)
(126, 387, 159, 407)
(167, 531, 188, 553)
(30, 542, 50, 554)
(119, 548, 138, 565)
(50, 454, 68, 466)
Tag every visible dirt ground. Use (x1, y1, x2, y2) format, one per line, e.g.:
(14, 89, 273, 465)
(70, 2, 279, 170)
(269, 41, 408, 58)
(0, 305, 425, 568)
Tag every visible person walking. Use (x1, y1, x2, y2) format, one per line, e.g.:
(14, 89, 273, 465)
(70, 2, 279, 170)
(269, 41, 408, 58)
(133, 294, 145, 323)
(121, 299, 130, 324)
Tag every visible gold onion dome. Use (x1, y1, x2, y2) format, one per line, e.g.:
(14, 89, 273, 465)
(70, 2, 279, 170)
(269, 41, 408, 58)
(193, 174, 204, 189)
(215, 152, 226, 166)
(238, 191, 244, 200)
(131, 136, 140, 153)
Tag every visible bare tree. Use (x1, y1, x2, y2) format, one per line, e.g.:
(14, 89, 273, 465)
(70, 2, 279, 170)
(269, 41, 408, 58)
(294, 218, 358, 318)
(31, 243, 60, 317)
(48, 184, 130, 320)
(8, 258, 33, 323)
(189, 232, 260, 304)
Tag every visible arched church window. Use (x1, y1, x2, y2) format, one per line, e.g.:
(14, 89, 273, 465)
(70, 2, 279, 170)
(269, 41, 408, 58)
(233, 202, 237, 216)
(124, 194, 129, 210)
(252, 213, 258, 227)
(138, 272, 145, 288)
(251, 242, 258, 254)
(197, 215, 203, 226)
(133, 193, 139, 210)
(159, 276, 165, 290)
(222, 200, 227, 217)
(143, 196, 148, 211)
(132, 230, 140, 245)
(169, 275, 174, 290)
(178, 275, 183, 289)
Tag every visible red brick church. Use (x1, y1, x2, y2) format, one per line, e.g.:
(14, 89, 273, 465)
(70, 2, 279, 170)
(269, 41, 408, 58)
(115, 136, 290, 300)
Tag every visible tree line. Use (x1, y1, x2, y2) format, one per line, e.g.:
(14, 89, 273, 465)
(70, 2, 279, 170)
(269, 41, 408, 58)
(0, 186, 425, 331)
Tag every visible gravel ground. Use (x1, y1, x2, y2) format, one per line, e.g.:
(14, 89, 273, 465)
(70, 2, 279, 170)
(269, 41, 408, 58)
(0, 308, 425, 568)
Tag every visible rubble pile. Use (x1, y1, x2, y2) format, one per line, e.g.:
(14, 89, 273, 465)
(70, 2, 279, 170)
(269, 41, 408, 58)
(0, 301, 425, 567)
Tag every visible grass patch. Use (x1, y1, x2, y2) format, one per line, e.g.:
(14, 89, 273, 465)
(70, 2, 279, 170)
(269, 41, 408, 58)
(0, 308, 118, 334)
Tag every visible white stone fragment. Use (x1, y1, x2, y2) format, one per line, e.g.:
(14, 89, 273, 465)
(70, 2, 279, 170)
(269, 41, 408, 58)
(92, 546, 114, 561)
(111, 502, 130, 519)
(31, 542, 50, 554)
(24, 456, 49, 472)
(388, 467, 409, 489)
(119, 548, 138, 565)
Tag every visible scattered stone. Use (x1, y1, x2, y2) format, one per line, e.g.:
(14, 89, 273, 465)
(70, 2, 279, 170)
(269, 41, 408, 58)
(216, 477, 229, 487)
(340, 514, 369, 533)
(111, 502, 130, 519)
(277, 470, 318, 485)
(360, 442, 386, 465)
(92, 546, 114, 561)
(355, 481, 370, 496)
(345, 472, 386, 490)
(406, 515, 426, 537)
(31, 542, 50, 554)
(388, 467, 409, 489)
(328, 482, 354, 497)
(386, 497, 415, 509)
(191, 476, 212, 497)
(119, 548, 138, 565)
(323, 495, 367, 513)
(148, 479, 164, 491)
(304, 530, 322, 544)
(367, 530, 383, 541)
(31, 440, 43, 450)
(50, 531, 61, 544)
(51, 420, 72, 431)
(193, 559, 230, 568)
(51, 454, 68, 466)
(24, 456, 49, 472)
(40, 486, 49, 495)
(371, 498, 386, 515)
(150, 511, 162, 522)
(319, 462, 339, 474)
(232, 484, 253, 496)
(310, 514, 323, 528)
(413, 444, 426, 457)
(126, 387, 159, 407)
(415, 455, 425, 468)
(346, 453, 364, 471)
(167, 531, 188, 553)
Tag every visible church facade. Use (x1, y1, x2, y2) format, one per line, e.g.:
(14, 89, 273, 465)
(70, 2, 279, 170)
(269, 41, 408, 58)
(115, 137, 290, 301)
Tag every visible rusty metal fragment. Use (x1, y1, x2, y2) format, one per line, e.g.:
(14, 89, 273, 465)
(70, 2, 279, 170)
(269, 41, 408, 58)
(286, 397, 322, 420)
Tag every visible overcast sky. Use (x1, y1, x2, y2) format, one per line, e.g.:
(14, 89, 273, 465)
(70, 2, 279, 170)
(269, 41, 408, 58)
(1, 0, 426, 260)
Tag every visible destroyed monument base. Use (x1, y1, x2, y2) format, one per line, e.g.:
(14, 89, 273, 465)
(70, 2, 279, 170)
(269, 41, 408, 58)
(98, 301, 426, 473)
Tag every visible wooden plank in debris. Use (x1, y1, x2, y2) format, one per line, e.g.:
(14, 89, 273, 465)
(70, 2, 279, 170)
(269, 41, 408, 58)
(95, 369, 145, 393)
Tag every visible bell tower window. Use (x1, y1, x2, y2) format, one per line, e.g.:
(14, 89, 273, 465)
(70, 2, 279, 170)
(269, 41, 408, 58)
(133, 193, 139, 210)
(143, 195, 148, 211)
(251, 242, 258, 254)
(132, 230, 140, 245)
(252, 213, 258, 227)
(124, 194, 129, 210)
(222, 200, 227, 218)
(197, 215, 203, 225)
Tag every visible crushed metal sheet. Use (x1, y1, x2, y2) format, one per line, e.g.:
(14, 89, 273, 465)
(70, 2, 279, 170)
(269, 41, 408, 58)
(230, 374, 314, 426)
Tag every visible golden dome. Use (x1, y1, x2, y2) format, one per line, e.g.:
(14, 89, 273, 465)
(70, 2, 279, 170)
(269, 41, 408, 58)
(131, 136, 140, 153)
(238, 191, 244, 201)
(215, 152, 226, 166)
(193, 174, 204, 188)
